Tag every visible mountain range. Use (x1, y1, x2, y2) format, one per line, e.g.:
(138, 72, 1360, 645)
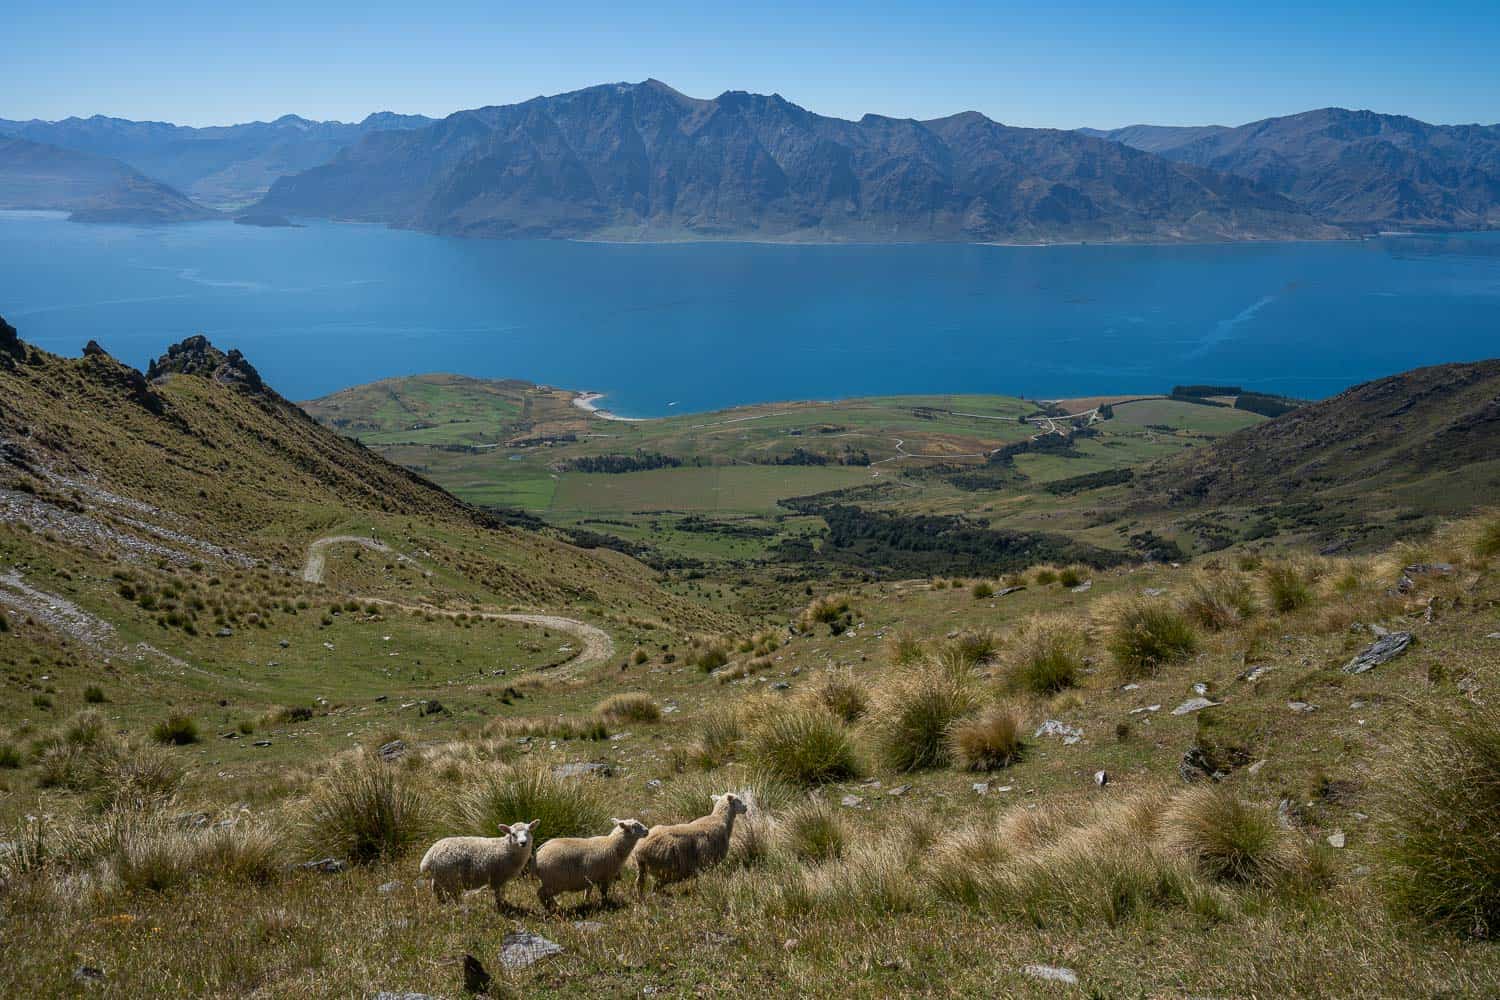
(1082, 108, 1500, 232)
(4, 83, 1498, 240)
(0, 111, 433, 210)
(0, 135, 217, 222)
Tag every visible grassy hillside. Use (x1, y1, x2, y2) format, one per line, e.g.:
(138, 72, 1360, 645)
(302, 374, 1268, 578)
(4, 321, 1500, 997)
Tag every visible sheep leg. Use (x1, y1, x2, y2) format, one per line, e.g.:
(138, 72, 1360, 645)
(538, 886, 557, 913)
(635, 865, 649, 898)
(598, 879, 611, 905)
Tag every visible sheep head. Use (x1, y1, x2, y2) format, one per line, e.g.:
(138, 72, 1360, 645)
(612, 817, 650, 840)
(496, 819, 540, 849)
(711, 792, 748, 817)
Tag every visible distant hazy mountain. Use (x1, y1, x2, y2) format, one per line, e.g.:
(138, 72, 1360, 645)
(254, 80, 1336, 244)
(0, 112, 434, 208)
(1077, 124, 1230, 154)
(1083, 109, 1500, 231)
(0, 135, 217, 223)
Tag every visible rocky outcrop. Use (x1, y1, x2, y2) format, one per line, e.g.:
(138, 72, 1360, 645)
(147, 335, 267, 394)
(80, 340, 165, 415)
(0, 315, 23, 366)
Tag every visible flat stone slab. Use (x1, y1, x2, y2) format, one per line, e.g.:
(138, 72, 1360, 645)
(1171, 697, 1221, 715)
(1021, 964, 1079, 985)
(1343, 632, 1412, 674)
(500, 931, 563, 970)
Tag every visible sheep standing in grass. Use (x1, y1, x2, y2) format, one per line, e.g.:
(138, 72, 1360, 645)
(419, 820, 539, 911)
(530, 817, 649, 911)
(634, 792, 747, 896)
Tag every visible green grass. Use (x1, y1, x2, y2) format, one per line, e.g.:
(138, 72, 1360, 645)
(744, 705, 862, 786)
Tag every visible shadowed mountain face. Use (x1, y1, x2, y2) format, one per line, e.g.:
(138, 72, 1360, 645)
(0, 112, 435, 208)
(1086, 109, 1500, 232)
(0, 135, 217, 223)
(255, 80, 1336, 243)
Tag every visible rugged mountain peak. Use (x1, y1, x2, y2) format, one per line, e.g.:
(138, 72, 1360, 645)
(146, 334, 267, 394)
(77, 337, 165, 415)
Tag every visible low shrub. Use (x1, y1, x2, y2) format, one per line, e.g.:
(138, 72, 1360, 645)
(1008, 616, 1085, 695)
(304, 754, 429, 864)
(971, 581, 995, 599)
(949, 704, 1025, 771)
(746, 705, 862, 786)
(1376, 701, 1500, 936)
(1107, 601, 1198, 680)
(150, 712, 199, 746)
(596, 692, 661, 723)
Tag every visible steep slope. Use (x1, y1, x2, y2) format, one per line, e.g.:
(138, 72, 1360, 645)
(0, 316, 723, 630)
(256, 80, 1334, 243)
(0, 112, 435, 208)
(1133, 358, 1500, 547)
(1094, 108, 1500, 231)
(0, 135, 217, 222)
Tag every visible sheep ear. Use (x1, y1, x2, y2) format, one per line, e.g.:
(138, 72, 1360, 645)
(711, 793, 724, 804)
(496, 824, 511, 835)
(529, 818, 540, 829)
(611, 817, 624, 826)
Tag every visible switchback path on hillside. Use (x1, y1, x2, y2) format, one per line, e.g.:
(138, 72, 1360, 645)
(301, 536, 615, 677)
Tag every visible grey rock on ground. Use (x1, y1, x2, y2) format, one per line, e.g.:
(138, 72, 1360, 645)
(1171, 697, 1220, 715)
(1022, 964, 1078, 984)
(1343, 632, 1412, 674)
(500, 930, 563, 969)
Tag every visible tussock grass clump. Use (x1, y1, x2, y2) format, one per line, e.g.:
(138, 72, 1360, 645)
(798, 592, 856, 634)
(713, 656, 774, 684)
(150, 712, 199, 746)
(1033, 567, 1059, 586)
(808, 668, 868, 723)
(1263, 560, 1316, 614)
(949, 704, 1025, 771)
(1376, 701, 1500, 937)
(1182, 570, 1258, 631)
(689, 636, 733, 672)
(90, 744, 183, 813)
(1007, 615, 1085, 695)
(868, 663, 980, 771)
(1058, 566, 1085, 589)
(1470, 511, 1500, 560)
(1107, 600, 1198, 680)
(887, 631, 926, 666)
(745, 705, 862, 786)
(736, 629, 782, 657)
(595, 692, 660, 723)
(939, 628, 1000, 669)
(1163, 786, 1299, 886)
(456, 762, 608, 849)
(485, 714, 610, 741)
(82, 685, 107, 704)
(971, 580, 994, 599)
(692, 707, 745, 768)
(304, 754, 430, 864)
(779, 798, 850, 862)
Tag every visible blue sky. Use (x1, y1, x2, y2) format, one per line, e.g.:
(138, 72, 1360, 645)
(3, 1, 1497, 128)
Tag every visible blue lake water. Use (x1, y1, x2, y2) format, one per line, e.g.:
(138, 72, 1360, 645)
(2, 211, 1498, 417)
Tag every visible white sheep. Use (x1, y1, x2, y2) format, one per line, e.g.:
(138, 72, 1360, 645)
(634, 792, 747, 896)
(418, 820, 539, 911)
(530, 817, 649, 910)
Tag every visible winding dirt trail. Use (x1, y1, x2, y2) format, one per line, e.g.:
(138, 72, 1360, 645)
(301, 537, 615, 677)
